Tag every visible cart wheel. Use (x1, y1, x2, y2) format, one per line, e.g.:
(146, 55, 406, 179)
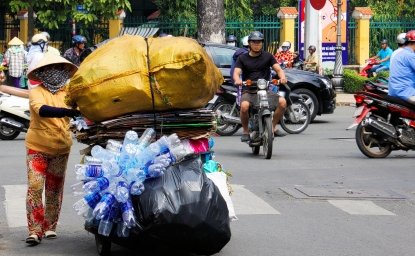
(95, 234, 111, 256)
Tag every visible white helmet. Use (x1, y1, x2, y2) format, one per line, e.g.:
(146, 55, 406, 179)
(240, 36, 249, 47)
(41, 31, 51, 41)
(281, 41, 291, 51)
(31, 33, 48, 44)
(396, 33, 406, 45)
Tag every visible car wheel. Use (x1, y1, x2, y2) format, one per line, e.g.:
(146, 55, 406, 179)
(293, 88, 318, 121)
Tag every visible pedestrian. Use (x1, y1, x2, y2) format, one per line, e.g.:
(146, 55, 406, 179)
(27, 33, 49, 89)
(24, 52, 80, 246)
(303, 45, 319, 73)
(2, 37, 26, 88)
(40, 31, 61, 56)
(63, 35, 87, 66)
(367, 39, 393, 77)
(388, 30, 415, 104)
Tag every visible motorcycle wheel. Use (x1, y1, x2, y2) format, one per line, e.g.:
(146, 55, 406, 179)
(214, 101, 241, 136)
(355, 122, 392, 158)
(262, 116, 273, 159)
(0, 123, 20, 140)
(280, 101, 311, 134)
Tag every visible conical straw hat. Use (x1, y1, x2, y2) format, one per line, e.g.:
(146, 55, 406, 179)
(27, 52, 78, 81)
(8, 37, 24, 46)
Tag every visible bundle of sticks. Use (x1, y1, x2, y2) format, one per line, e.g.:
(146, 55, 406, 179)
(72, 108, 217, 145)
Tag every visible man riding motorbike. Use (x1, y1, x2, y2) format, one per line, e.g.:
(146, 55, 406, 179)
(226, 35, 238, 47)
(63, 35, 87, 67)
(274, 41, 294, 68)
(233, 31, 287, 142)
(388, 30, 415, 104)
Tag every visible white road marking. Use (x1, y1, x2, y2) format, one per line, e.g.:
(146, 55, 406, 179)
(328, 200, 396, 216)
(231, 184, 280, 215)
(3, 185, 28, 227)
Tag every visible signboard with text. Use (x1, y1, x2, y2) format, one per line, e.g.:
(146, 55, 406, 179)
(298, 0, 348, 65)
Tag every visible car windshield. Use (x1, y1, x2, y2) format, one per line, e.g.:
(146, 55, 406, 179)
(209, 46, 234, 68)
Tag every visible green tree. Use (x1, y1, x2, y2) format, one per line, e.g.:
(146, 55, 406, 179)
(8, 0, 131, 29)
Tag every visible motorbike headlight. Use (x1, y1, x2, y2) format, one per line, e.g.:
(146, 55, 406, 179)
(257, 79, 268, 90)
(321, 78, 333, 89)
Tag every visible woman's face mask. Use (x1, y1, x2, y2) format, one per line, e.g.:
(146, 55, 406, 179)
(33, 65, 71, 94)
(227, 42, 236, 47)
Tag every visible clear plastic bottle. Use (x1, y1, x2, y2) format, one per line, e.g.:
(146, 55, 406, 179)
(101, 159, 122, 177)
(91, 145, 117, 161)
(98, 203, 118, 236)
(73, 191, 102, 217)
(130, 181, 145, 195)
(114, 181, 130, 203)
(75, 164, 104, 181)
(83, 177, 110, 194)
(121, 199, 136, 228)
(84, 155, 103, 165)
(93, 193, 116, 220)
(106, 139, 123, 154)
(138, 128, 156, 148)
(116, 221, 130, 237)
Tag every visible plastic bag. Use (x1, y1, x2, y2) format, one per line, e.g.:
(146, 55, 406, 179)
(132, 157, 231, 255)
(206, 171, 237, 221)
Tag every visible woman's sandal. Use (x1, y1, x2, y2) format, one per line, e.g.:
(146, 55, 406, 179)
(44, 230, 57, 239)
(25, 234, 41, 245)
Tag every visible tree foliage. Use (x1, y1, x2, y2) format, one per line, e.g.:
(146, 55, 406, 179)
(8, 0, 131, 29)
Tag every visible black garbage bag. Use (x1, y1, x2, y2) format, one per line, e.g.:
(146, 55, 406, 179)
(131, 157, 231, 255)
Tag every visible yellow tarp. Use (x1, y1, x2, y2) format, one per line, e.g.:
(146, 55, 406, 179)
(66, 35, 223, 122)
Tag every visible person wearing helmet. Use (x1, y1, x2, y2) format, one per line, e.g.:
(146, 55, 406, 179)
(233, 31, 288, 141)
(367, 39, 393, 77)
(226, 35, 237, 47)
(274, 41, 294, 68)
(303, 45, 319, 72)
(388, 30, 415, 104)
(41, 31, 61, 56)
(391, 33, 407, 60)
(63, 35, 87, 66)
(230, 35, 250, 82)
(2, 37, 27, 88)
(27, 33, 49, 89)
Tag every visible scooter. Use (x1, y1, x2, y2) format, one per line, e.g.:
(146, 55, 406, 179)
(359, 59, 377, 77)
(0, 85, 30, 140)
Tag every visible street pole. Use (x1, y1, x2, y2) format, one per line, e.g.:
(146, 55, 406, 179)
(332, 0, 344, 92)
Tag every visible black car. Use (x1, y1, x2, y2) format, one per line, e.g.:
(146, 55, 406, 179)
(202, 43, 336, 121)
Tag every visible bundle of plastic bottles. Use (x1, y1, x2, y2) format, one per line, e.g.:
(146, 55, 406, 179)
(72, 128, 211, 237)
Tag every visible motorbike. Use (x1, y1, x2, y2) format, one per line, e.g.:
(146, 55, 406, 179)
(211, 82, 311, 137)
(359, 59, 377, 77)
(0, 85, 30, 140)
(347, 81, 415, 158)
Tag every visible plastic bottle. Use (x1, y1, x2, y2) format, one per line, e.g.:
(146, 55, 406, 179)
(130, 181, 145, 195)
(106, 139, 123, 154)
(101, 159, 122, 177)
(83, 177, 110, 194)
(73, 191, 102, 217)
(114, 181, 130, 203)
(121, 199, 136, 228)
(116, 221, 130, 237)
(91, 145, 119, 161)
(137, 136, 168, 167)
(93, 193, 116, 220)
(137, 128, 156, 148)
(75, 164, 104, 181)
(145, 153, 171, 178)
(98, 203, 118, 236)
(84, 155, 102, 165)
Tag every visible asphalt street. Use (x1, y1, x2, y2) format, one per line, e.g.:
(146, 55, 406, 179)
(1, 105, 415, 256)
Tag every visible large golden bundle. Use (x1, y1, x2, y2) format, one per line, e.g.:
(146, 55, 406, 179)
(67, 35, 223, 122)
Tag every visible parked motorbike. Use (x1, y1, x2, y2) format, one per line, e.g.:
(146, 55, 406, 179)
(347, 81, 415, 158)
(211, 82, 311, 136)
(206, 84, 241, 136)
(359, 59, 377, 77)
(0, 85, 30, 140)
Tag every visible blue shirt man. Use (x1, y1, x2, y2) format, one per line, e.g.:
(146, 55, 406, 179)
(388, 46, 415, 103)
(368, 39, 393, 77)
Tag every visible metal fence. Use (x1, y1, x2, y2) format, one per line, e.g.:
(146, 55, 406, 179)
(0, 14, 20, 52)
(124, 16, 281, 53)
